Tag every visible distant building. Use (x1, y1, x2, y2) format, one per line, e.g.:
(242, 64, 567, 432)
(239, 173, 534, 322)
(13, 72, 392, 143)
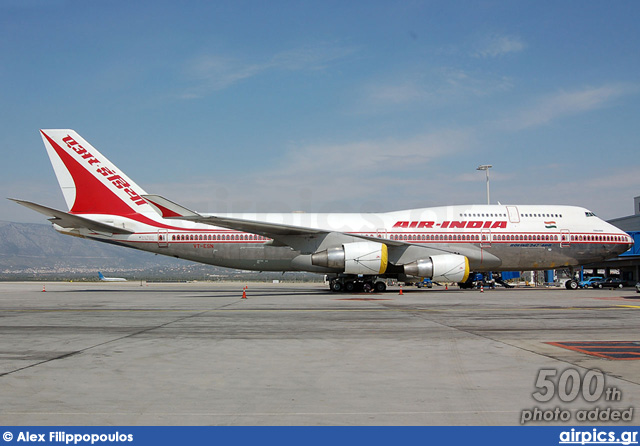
(595, 196, 640, 282)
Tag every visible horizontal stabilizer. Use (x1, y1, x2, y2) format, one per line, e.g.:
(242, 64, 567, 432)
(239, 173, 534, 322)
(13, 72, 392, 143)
(9, 199, 134, 234)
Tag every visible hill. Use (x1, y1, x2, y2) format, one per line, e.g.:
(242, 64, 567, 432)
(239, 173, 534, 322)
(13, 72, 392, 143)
(0, 221, 318, 282)
(0, 221, 213, 280)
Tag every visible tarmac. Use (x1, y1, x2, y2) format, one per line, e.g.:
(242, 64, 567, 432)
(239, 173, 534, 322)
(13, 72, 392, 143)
(0, 281, 639, 426)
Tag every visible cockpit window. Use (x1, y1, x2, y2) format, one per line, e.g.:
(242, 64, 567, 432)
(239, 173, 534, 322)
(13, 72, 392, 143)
(585, 211, 597, 217)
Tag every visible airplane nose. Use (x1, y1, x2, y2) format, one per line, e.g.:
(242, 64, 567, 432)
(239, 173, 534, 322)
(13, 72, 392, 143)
(619, 233, 634, 255)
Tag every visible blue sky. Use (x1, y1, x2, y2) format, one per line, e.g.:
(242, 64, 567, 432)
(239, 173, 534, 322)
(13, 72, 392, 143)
(1, 0, 639, 223)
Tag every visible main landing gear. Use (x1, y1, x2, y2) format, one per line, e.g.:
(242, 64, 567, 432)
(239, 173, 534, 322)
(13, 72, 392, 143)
(564, 267, 579, 290)
(329, 275, 387, 293)
(565, 279, 578, 290)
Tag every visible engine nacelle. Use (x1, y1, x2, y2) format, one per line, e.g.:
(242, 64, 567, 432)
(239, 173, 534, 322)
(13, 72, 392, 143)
(311, 241, 388, 275)
(404, 254, 469, 282)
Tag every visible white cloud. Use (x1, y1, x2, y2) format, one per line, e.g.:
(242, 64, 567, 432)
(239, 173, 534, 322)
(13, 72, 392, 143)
(180, 42, 357, 98)
(147, 128, 476, 214)
(496, 83, 639, 130)
(273, 129, 472, 177)
(490, 168, 640, 220)
(365, 82, 429, 105)
(454, 170, 518, 184)
(473, 35, 526, 58)
(270, 43, 357, 71)
(361, 68, 513, 109)
(439, 67, 513, 97)
(185, 55, 264, 92)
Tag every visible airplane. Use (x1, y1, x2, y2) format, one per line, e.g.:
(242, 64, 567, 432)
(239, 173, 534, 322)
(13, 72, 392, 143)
(11, 129, 634, 292)
(98, 271, 127, 282)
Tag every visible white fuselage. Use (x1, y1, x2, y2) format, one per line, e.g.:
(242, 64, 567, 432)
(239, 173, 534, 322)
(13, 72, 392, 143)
(29, 129, 633, 283)
(62, 204, 632, 274)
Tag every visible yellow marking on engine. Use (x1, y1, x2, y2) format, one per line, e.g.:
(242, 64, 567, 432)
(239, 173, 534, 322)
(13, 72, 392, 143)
(461, 256, 470, 283)
(379, 243, 388, 274)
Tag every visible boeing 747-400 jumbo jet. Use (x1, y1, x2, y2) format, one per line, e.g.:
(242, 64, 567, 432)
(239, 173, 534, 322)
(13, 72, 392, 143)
(12, 130, 634, 292)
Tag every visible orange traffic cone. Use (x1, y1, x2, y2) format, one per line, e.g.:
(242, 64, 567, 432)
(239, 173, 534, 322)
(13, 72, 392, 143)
(42, 284, 46, 292)
(480, 284, 484, 293)
(399, 285, 403, 295)
(241, 286, 247, 299)
(445, 283, 448, 290)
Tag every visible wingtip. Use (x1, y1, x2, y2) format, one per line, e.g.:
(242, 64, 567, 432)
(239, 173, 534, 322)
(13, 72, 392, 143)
(141, 194, 200, 219)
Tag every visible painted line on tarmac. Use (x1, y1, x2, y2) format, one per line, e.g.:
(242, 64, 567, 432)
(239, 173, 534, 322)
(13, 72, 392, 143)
(0, 305, 636, 314)
(3, 409, 519, 417)
(547, 341, 640, 360)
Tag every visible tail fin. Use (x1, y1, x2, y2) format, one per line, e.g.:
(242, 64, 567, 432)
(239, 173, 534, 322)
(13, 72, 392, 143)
(40, 129, 154, 216)
(98, 272, 106, 280)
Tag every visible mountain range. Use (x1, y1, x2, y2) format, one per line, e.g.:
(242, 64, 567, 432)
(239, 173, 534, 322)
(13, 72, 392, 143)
(0, 221, 315, 282)
(0, 221, 210, 280)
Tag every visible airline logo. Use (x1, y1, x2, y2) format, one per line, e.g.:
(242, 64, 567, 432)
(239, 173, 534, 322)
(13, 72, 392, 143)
(61, 135, 146, 206)
(392, 220, 508, 229)
(545, 221, 557, 229)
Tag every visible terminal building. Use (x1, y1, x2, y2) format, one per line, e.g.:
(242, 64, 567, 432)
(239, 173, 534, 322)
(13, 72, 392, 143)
(589, 195, 640, 282)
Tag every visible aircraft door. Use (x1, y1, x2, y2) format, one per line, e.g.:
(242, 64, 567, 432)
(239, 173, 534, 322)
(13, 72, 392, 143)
(506, 206, 520, 223)
(158, 229, 169, 248)
(481, 229, 492, 248)
(560, 229, 571, 248)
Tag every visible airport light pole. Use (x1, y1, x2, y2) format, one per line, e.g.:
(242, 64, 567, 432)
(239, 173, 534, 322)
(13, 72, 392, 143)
(476, 164, 492, 205)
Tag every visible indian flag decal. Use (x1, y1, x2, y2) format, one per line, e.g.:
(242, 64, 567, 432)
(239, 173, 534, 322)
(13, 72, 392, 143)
(545, 221, 557, 229)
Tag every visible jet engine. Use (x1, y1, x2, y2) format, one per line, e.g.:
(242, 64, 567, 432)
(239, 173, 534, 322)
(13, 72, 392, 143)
(311, 241, 388, 275)
(403, 254, 469, 282)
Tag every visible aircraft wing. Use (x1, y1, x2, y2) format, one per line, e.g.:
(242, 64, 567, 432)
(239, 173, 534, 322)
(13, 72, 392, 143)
(142, 194, 408, 247)
(9, 199, 135, 235)
(143, 195, 498, 267)
(142, 194, 325, 236)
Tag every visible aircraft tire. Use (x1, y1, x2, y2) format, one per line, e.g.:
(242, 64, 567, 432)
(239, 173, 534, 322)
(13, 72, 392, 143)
(374, 281, 387, 292)
(331, 281, 343, 292)
(565, 280, 578, 290)
(344, 281, 356, 292)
